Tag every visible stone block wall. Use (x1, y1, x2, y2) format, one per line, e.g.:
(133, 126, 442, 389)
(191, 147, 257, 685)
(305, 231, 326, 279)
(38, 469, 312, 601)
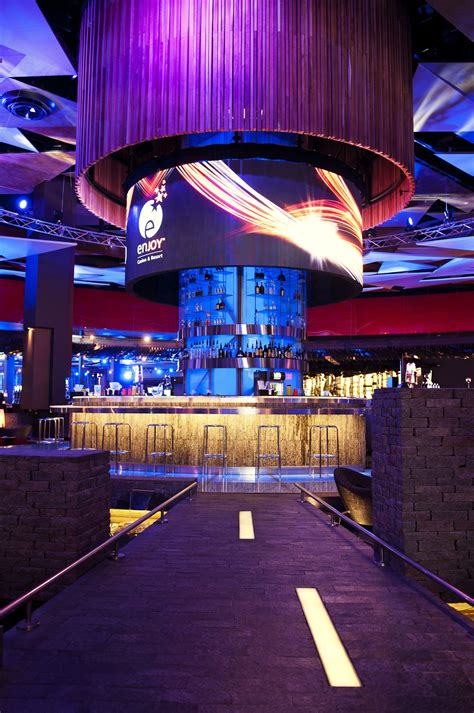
(372, 388, 474, 598)
(0, 447, 110, 602)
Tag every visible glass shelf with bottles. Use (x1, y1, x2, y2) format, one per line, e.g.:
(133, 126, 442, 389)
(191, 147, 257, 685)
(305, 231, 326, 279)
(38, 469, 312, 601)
(179, 267, 237, 328)
(243, 267, 306, 330)
(180, 335, 306, 362)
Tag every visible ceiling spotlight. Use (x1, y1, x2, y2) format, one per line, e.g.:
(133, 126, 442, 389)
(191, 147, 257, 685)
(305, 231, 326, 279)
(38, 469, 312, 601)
(143, 335, 151, 343)
(406, 216, 414, 230)
(72, 74, 78, 79)
(17, 197, 29, 211)
(443, 204, 455, 223)
(1, 90, 57, 120)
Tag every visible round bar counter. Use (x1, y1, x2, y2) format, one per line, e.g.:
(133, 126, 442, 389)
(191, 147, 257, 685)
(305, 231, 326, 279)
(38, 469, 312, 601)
(52, 396, 367, 467)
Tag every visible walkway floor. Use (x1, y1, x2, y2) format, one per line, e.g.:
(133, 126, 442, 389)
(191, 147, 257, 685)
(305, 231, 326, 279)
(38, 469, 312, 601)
(1, 494, 473, 713)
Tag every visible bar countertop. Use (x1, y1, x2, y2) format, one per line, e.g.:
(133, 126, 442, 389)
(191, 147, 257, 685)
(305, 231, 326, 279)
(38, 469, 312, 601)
(51, 396, 367, 466)
(52, 395, 368, 415)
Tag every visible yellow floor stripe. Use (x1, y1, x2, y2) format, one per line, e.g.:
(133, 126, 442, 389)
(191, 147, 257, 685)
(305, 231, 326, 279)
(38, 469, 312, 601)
(239, 511, 255, 539)
(296, 587, 361, 687)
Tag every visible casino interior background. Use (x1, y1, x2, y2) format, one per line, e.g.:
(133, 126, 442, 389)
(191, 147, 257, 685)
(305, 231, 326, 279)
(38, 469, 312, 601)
(0, 0, 473, 400)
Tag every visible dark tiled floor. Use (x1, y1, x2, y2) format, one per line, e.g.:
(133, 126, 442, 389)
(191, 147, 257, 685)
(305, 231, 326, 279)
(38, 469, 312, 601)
(1, 494, 473, 713)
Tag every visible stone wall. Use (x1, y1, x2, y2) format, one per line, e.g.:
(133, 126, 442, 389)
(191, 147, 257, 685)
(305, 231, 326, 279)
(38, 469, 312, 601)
(0, 447, 110, 602)
(372, 388, 474, 598)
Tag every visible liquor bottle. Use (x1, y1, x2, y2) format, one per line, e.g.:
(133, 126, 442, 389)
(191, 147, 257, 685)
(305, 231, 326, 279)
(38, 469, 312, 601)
(219, 344, 224, 358)
(260, 282, 265, 295)
(255, 282, 260, 294)
(280, 285, 285, 297)
(236, 346, 244, 357)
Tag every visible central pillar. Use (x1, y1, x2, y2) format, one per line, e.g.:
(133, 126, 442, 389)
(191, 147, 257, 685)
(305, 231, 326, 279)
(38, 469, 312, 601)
(179, 266, 306, 396)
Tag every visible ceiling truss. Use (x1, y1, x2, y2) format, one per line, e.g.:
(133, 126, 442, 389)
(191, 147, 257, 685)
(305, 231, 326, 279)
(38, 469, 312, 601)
(0, 207, 472, 253)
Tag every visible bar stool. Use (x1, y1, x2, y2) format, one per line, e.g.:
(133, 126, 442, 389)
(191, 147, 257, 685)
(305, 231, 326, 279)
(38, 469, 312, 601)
(145, 424, 174, 473)
(38, 417, 65, 444)
(202, 425, 227, 476)
(101, 422, 132, 471)
(307, 425, 340, 478)
(70, 421, 99, 450)
(256, 425, 281, 477)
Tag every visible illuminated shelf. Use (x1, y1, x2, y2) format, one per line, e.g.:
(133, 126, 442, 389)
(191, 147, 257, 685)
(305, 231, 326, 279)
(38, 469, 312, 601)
(179, 324, 305, 339)
(181, 357, 307, 370)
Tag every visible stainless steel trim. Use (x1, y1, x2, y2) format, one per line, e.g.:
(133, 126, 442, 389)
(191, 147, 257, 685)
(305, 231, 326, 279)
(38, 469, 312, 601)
(182, 357, 307, 370)
(180, 324, 305, 339)
(52, 396, 368, 416)
(66, 397, 367, 405)
(52, 405, 367, 416)
(0, 481, 197, 665)
(295, 483, 474, 607)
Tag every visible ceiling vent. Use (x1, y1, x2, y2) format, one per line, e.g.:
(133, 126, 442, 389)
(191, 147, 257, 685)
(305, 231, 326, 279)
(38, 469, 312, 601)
(0, 90, 57, 120)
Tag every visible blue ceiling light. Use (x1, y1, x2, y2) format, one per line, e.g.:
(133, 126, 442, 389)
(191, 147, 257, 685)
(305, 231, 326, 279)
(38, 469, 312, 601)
(1, 90, 57, 120)
(17, 197, 30, 211)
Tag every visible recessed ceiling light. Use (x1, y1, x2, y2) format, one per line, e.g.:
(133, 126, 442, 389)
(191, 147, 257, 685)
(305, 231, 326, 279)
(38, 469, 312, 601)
(0, 90, 57, 120)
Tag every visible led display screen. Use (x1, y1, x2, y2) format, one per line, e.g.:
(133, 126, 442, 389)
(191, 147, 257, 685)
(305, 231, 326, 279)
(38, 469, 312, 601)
(126, 159, 363, 305)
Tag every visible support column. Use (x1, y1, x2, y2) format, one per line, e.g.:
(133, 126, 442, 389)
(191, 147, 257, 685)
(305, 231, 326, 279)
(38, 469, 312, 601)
(5, 355, 15, 404)
(21, 247, 75, 410)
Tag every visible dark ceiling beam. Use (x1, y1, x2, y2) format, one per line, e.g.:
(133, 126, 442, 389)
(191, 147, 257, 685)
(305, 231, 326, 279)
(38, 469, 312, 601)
(414, 141, 474, 193)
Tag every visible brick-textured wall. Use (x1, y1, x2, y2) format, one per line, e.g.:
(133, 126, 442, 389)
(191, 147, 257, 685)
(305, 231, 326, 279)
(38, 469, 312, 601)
(0, 448, 110, 601)
(372, 388, 474, 597)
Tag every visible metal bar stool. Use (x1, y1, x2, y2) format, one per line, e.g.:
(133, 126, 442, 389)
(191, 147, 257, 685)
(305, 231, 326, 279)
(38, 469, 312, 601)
(202, 425, 227, 476)
(145, 424, 174, 474)
(38, 417, 65, 445)
(256, 425, 282, 478)
(101, 422, 132, 472)
(70, 421, 99, 450)
(307, 425, 340, 478)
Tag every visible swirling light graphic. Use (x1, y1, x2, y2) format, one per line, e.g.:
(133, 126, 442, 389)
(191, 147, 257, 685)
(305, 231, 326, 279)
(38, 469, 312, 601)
(137, 169, 172, 197)
(134, 160, 363, 284)
(177, 161, 363, 284)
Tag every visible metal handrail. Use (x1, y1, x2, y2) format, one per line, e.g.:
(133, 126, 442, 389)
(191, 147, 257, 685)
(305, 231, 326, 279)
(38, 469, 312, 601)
(0, 481, 197, 664)
(295, 483, 473, 606)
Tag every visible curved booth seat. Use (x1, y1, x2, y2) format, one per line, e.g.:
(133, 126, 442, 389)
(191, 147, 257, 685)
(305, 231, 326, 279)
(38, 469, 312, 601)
(334, 466, 373, 527)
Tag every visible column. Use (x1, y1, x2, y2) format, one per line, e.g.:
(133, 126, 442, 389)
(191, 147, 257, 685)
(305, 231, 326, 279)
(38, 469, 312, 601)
(21, 247, 75, 410)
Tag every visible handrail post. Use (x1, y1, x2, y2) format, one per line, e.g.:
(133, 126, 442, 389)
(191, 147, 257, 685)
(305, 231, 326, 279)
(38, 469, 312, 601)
(374, 544, 386, 567)
(159, 509, 168, 524)
(17, 600, 39, 632)
(109, 540, 124, 561)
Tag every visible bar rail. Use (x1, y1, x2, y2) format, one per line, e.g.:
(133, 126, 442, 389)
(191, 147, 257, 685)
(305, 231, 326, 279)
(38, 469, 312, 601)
(0, 481, 197, 665)
(295, 483, 474, 607)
